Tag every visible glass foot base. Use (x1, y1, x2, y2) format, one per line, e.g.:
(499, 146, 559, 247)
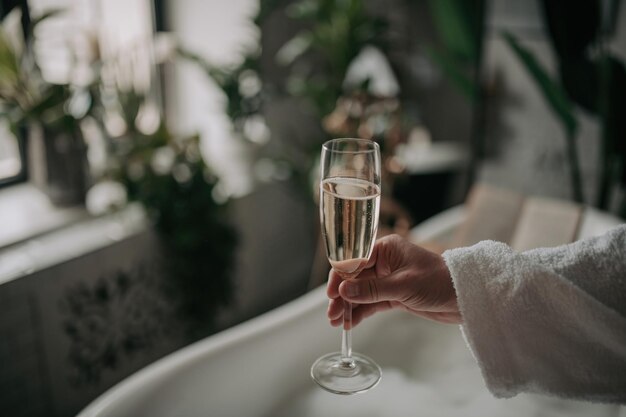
(311, 352, 382, 395)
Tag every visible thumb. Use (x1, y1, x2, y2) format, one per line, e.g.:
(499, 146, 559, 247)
(339, 272, 406, 304)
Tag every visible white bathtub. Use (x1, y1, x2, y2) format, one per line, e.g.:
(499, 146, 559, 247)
(78, 207, 624, 417)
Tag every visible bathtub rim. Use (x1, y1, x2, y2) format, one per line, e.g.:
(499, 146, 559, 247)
(77, 285, 329, 417)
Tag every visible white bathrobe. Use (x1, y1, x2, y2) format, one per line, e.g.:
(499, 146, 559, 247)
(443, 224, 626, 403)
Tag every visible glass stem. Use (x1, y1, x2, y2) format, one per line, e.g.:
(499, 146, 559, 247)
(341, 299, 354, 367)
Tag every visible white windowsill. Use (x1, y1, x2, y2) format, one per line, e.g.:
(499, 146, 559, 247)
(0, 183, 90, 249)
(0, 184, 148, 286)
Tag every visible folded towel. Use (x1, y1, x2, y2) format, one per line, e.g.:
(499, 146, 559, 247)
(443, 225, 626, 403)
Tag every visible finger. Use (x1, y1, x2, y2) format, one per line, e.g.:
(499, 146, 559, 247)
(327, 298, 343, 321)
(330, 302, 394, 329)
(339, 270, 408, 304)
(364, 233, 401, 270)
(350, 302, 393, 327)
(363, 239, 381, 270)
(353, 266, 378, 281)
(326, 269, 343, 299)
(330, 316, 343, 327)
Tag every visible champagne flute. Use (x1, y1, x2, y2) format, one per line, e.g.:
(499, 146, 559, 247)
(311, 138, 382, 394)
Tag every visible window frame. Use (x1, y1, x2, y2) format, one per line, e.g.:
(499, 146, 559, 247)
(0, 0, 30, 189)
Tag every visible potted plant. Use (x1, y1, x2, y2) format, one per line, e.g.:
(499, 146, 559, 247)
(0, 7, 95, 205)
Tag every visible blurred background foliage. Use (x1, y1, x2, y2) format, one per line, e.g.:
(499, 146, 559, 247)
(2, 0, 626, 332)
(0, 1, 238, 334)
(503, 0, 626, 213)
(425, 0, 485, 193)
(277, 0, 388, 117)
(0, 8, 90, 135)
(114, 122, 238, 335)
(104, 89, 238, 334)
(427, 0, 485, 102)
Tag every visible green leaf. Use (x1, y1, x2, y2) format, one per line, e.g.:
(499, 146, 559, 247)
(503, 31, 578, 137)
(428, 0, 478, 62)
(0, 30, 19, 83)
(558, 56, 597, 113)
(427, 46, 477, 101)
(276, 32, 312, 66)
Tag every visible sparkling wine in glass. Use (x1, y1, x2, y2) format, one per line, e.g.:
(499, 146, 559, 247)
(311, 138, 382, 395)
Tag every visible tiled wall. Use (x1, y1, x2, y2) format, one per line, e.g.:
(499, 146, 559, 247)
(0, 288, 51, 416)
(0, 228, 192, 417)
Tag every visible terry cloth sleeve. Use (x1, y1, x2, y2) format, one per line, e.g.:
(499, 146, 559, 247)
(442, 224, 626, 403)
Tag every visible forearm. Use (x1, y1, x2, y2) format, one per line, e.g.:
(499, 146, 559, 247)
(443, 225, 626, 402)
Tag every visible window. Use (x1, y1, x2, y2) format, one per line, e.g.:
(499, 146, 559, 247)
(0, 0, 27, 187)
(0, 0, 162, 188)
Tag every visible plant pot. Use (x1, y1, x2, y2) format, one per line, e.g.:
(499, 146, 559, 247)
(27, 123, 90, 206)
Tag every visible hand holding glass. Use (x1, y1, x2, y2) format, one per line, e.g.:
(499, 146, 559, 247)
(311, 138, 382, 394)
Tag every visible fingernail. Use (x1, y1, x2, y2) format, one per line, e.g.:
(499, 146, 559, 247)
(345, 282, 359, 298)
